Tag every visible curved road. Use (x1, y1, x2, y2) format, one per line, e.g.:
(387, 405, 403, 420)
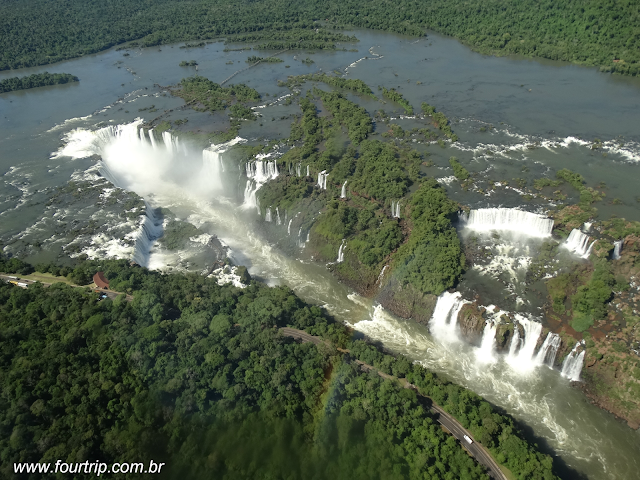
(280, 327, 507, 480)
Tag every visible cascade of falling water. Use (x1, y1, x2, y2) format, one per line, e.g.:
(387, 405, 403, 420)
(564, 229, 595, 258)
(337, 239, 346, 263)
(306, 165, 310, 177)
(306, 231, 310, 243)
(131, 202, 164, 267)
(265, 207, 272, 222)
(534, 332, 562, 367)
(276, 207, 281, 226)
(296, 163, 301, 177)
(613, 240, 623, 260)
(391, 201, 401, 218)
(317, 171, 328, 190)
(202, 149, 225, 191)
(476, 321, 498, 363)
(149, 129, 157, 149)
(459, 208, 554, 237)
(341, 180, 347, 199)
(287, 219, 292, 235)
(508, 323, 522, 357)
(377, 265, 388, 284)
(429, 292, 467, 342)
(561, 342, 586, 381)
(506, 314, 543, 372)
(138, 127, 145, 141)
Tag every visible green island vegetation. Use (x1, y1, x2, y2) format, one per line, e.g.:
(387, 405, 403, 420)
(449, 157, 470, 181)
(1, 0, 638, 76)
(381, 87, 413, 114)
(302, 57, 315, 65)
(279, 73, 375, 97)
(178, 60, 198, 67)
(0, 254, 559, 479)
(168, 77, 259, 140)
(250, 78, 463, 305)
(0, 72, 78, 93)
(246, 55, 284, 64)
(421, 103, 457, 141)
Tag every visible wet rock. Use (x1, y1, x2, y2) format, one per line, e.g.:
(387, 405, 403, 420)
(458, 303, 486, 346)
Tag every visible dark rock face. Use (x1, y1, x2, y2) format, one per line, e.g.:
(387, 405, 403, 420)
(377, 278, 437, 325)
(458, 303, 486, 346)
(495, 317, 516, 351)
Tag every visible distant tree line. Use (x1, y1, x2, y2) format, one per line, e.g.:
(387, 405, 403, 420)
(1, 0, 637, 75)
(0, 72, 78, 93)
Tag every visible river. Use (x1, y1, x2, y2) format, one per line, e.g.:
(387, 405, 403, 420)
(1, 29, 640, 479)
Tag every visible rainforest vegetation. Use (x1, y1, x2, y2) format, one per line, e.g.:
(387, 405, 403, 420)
(0, 72, 78, 93)
(1, 0, 637, 75)
(0, 255, 558, 479)
(251, 77, 464, 298)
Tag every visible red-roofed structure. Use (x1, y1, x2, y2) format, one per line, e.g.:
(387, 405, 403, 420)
(93, 271, 109, 289)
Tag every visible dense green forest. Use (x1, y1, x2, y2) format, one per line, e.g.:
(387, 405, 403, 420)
(1, 0, 638, 75)
(0, 72, 78, 93)
(0, 258, 554, 479)
(252, 75, 464, 298)
(0, 255, 558, 479)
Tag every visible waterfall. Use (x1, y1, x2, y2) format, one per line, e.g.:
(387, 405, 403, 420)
(337, 239, 346, 263)
(306, 165, 310, 177)
(202, 148, 224, 191)
(287, 219, 292, 235)
(508, 324, 522, 357)
(613, 240, 623, 260)
(242, 159, 279, 211)
(162, 130, 180, 152)
(506, 314, 543, 372)
(564, 229, 594, 258)
(391, 201, 401, 219)
(317, 170, 328, 190)
(534, 332, 562, 367)
(131, 202, 164, 267)
(246, 160, 279, 183)
(476, 321, 497, 364)
(459, 208, 554, 237)
(306, 231, 310, 243)
(148, 129, 157, 149)
(265, 207, 272, 222)
(275, 207, 281, 225)
(377, 265, 388, 284)
(561, 342, 586, 381)
(583, 222, 593, 232)
(296, 163, 302, 177)
(341, 180, 347, 199)
(429, 292, 467, 342)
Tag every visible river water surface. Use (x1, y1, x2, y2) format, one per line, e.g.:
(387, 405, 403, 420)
(2, 29, 640, 479)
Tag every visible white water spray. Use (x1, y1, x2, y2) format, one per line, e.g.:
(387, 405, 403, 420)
(459, 208, 553, 237)
(429, 292, 467, 342)
(613, 240, 623, 260)
(564, 229, 594, 258)
(317, 170, 328, 190)
(336, 239, 346, 263)
(561, 342, 586, 381)
(341, 180, 347, 199)
(535, 332, 562, 367)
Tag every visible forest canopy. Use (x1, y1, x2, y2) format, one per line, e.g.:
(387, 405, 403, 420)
(0, 0, 638, 75)
(0, 72, 78, 93)
(0, 257, 558, 479)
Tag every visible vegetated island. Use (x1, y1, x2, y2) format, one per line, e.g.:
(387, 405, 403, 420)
(0, 255, 559, 479)
(0, 72, 78, 93)
(164, 72, 640, 430)
(0, 0, 637, 75)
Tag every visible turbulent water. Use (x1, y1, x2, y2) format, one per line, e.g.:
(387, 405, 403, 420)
(2, 28, 640, 480)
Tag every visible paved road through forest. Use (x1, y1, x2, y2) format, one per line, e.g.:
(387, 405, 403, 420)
(280, 327, 508, 480)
